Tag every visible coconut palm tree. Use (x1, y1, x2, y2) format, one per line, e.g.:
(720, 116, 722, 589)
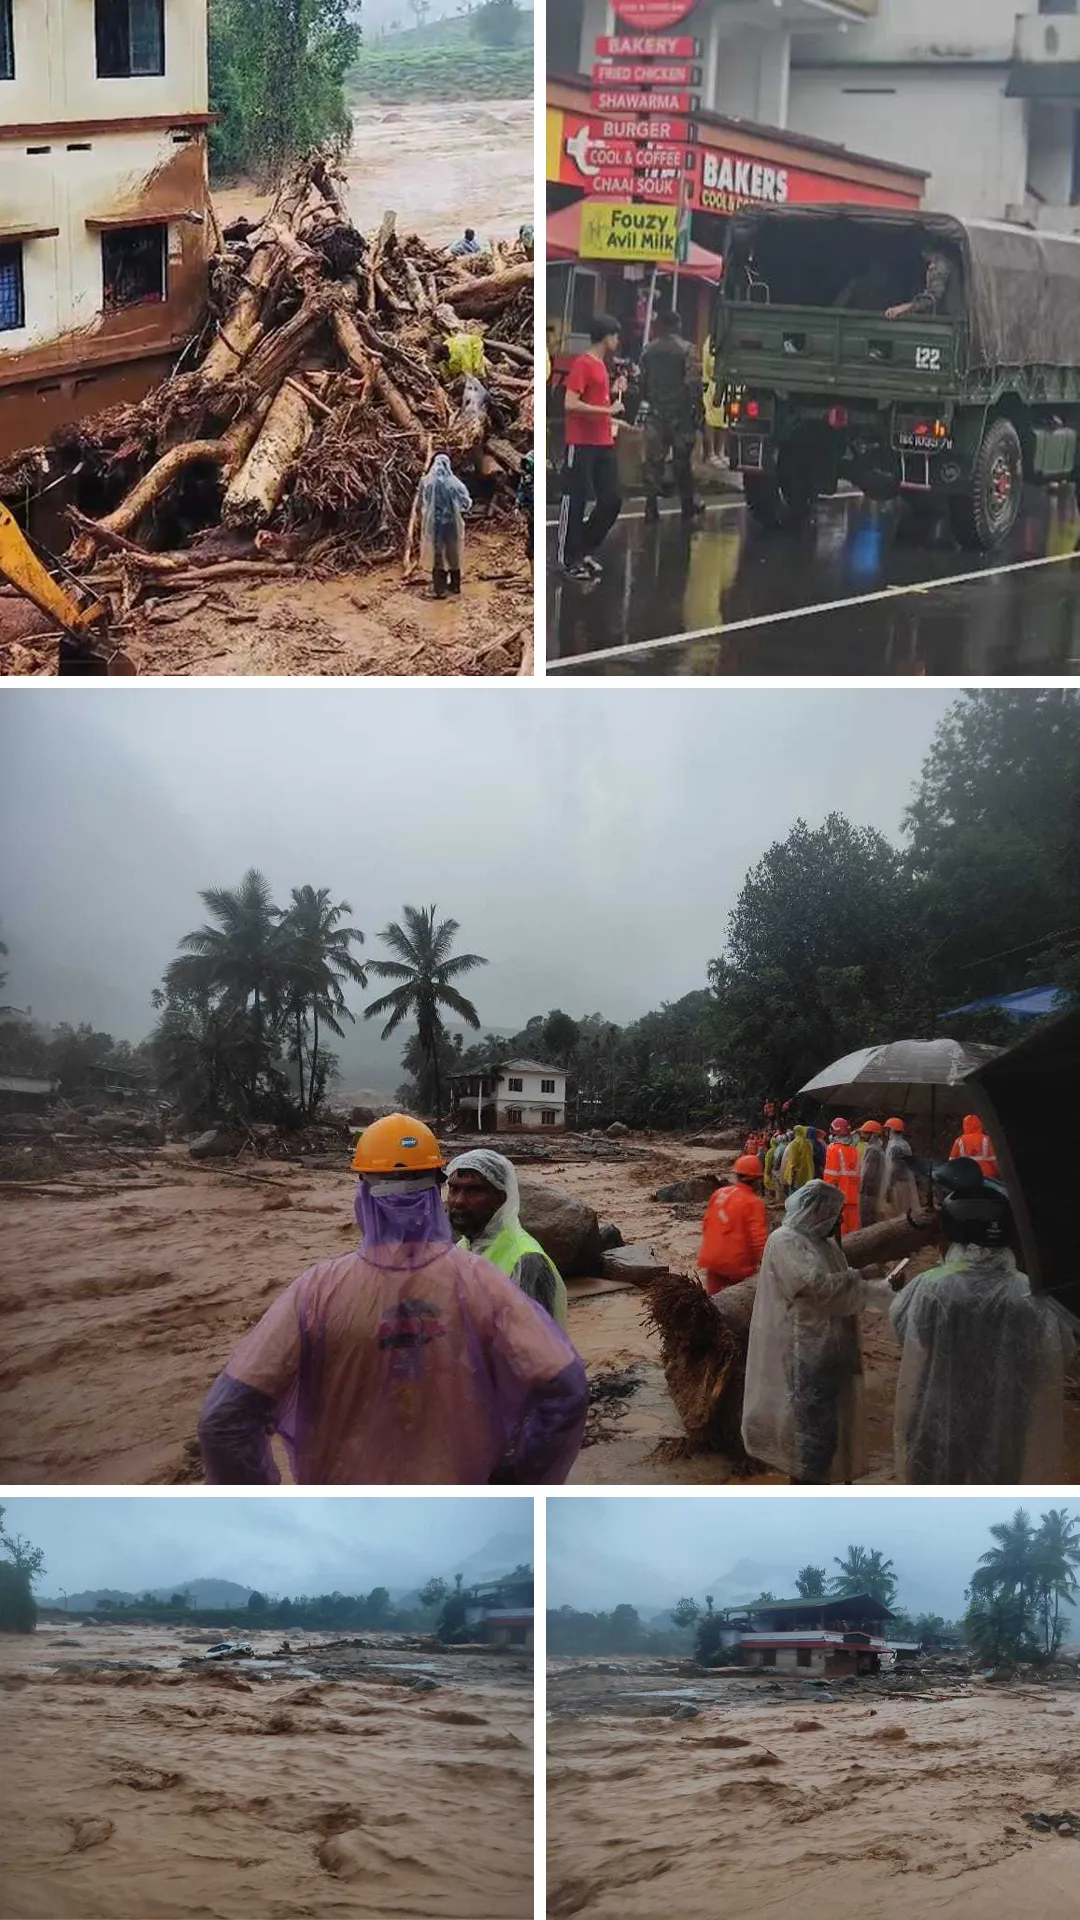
(364, 905, 487, 1120)
(970, 1508, 1039, 1611)
(164, 870, 294, 1105)
(830, 1546, 898, 1608)
(1030, 1509, 1080, 1656)
(281, 887, 366, 1115)
(795, 1565, 827, 1599)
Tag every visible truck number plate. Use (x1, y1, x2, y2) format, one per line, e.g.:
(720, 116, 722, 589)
(898, 431, 953, 452)
(915, 346, 943, 371)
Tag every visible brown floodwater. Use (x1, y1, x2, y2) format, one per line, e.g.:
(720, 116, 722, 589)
(3, 1143, 1079, 1485)
(0, 1623, 532, 1919)
(214, 99, 533, 248)
(547, 1662, 1080, 1918)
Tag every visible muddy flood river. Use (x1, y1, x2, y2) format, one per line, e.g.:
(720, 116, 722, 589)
(547, 1661, 1080, 1918)
(215, 99, 533, 247)
(0, 1623, 532, 1919)
(2, 1142, 1080, 1484)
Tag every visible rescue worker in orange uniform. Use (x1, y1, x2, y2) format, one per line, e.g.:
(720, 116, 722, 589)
(698, 1154, 769, 1296)
(949, 1112, 998, 1179)
(823, 1117, 861, 1237)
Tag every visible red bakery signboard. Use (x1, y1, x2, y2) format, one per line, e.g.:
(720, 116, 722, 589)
(555, 112, 919, 212)
(614, 0, 697, 27)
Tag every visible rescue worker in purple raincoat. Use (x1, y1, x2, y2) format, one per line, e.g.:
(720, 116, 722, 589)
(198, 1115, 587, 1485)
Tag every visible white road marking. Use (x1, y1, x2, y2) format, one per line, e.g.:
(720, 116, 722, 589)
(546, 545, 1080, 670)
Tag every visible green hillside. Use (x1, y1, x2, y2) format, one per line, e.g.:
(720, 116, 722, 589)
(350, 5, 532, 101)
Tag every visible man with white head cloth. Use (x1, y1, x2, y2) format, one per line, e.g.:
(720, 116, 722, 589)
(742, 1179, 895, 1484)
(446, 1149, 569, 1330)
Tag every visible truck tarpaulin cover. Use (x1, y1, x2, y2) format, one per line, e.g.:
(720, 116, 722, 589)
(966, 1004, 1080, 1327)
(724, 206, 1080, 370)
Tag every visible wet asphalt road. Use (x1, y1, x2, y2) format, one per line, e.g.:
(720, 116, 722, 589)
(545, 483, 1080, 676)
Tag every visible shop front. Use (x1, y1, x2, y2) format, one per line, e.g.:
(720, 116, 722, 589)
(547, 73, 926, 364)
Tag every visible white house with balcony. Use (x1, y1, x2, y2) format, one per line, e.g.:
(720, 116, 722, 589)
(788, 0, 1080, 227)
(449, 1059, 568, 1134)
(0, 0, 213, 457)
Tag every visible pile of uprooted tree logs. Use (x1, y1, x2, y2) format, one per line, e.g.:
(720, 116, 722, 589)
(1, 154, 532, 599)
(643, 1212, 942, 1462)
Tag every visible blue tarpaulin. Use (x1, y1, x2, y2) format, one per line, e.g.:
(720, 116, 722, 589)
(940, 987, 1069, 1021)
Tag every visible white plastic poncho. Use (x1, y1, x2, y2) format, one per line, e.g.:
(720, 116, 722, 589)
(419, 453, 472, 571)
(446, 1148, 521, 1245)
(890, 1245, 1075, 1483)
(884, 1134, 918, 1216)
(741, 1180, 894, 1482)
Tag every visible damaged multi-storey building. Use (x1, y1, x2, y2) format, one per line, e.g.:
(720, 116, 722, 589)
(0, 0, 212, 458)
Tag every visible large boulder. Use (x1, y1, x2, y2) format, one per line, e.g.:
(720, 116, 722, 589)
(605, 1121, 630, 1139)
(652, 1174, 721, 1205)
(188, 1127, 242, 1162)
(518, 1179, 604, 1279)
(601, 1244, 670, 1286)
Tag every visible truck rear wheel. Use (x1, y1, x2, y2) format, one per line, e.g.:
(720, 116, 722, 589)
(949, 418, 1023, 550)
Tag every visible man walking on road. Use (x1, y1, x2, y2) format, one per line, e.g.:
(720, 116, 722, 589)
(640, 307, 704, 524)
(556, 313, 624, 581)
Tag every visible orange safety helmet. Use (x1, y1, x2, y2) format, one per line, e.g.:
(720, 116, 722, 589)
(859, 1119, 884, 1136)
(734, 1153, 764, 1178)
(884, 1116, 906, 1133)
(830, 1117, 852, 1135)
(351, 1113, 444, 1175)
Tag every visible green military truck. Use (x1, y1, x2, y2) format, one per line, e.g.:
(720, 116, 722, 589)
(712, 207, 1080, 549)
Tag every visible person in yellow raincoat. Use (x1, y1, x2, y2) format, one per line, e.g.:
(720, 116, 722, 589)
(780, 1124, 815, 1194)
(701, 334, 727, 465)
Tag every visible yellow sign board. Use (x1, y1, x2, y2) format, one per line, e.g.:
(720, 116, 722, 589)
(579, 201, 679, 263)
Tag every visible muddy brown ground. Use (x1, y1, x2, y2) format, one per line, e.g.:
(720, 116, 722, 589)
(0, 1622, 531, 1919)
(3, 1139, 1077, 1485)
(547, 1658, 1080, 1918)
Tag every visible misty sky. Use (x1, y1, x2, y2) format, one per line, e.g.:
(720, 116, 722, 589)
(3, 1495, 530, 1597)
(548, 1496, 1078, 1617)
(0, 687, 954, 1084)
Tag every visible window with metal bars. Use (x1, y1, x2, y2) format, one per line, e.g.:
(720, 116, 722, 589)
(95, 0, 165, 78)
(0, 245, 25, 332)
(0, 0, 13, 80)
(102, 226, 167, 311)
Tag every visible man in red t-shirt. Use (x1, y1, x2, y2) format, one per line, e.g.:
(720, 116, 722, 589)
(556, 313, 624, 580)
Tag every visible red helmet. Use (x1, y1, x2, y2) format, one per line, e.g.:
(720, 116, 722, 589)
(884, 1116, 906, 1133)
(830, 1117, 851, 1135)
(859, 1119, 884, 1136)
(734, 1153, 763, 1178)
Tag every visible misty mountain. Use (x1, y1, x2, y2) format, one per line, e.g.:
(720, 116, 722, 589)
(42, 1527, 532, 1612)
(49, 1578, 254, 1612)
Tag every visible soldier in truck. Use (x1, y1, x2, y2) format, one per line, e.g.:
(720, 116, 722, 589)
(884, 245, 954, 321)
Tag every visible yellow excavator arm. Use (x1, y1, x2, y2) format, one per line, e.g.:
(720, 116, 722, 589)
(0, 501, 131, 673)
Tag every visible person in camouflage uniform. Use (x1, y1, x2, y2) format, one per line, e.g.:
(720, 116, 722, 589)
(885, 247, 953, 320)
(640, 307, 704, 524)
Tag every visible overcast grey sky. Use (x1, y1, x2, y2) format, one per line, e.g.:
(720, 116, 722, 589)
(548, 1496, 1078, 1618)
(3, 1495, 530, 1597)
(0, 687, 953, 1081)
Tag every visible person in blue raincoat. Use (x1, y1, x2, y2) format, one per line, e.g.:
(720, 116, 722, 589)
(420, 453, 472, 599)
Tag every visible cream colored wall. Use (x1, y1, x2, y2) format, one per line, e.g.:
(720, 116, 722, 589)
(0, 2, 208, 359)
(1, 0, 207, 123)
(0, 127, 207, 355)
